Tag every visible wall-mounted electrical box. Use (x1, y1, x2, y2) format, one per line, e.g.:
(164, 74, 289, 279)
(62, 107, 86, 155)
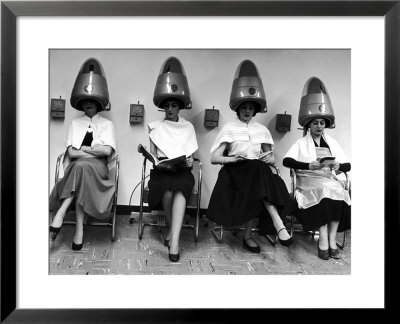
(276, 112, 291, 133)
(204, 106, 219, 128)
(130, 102, 144, 123)
(50, 97, 66, 119)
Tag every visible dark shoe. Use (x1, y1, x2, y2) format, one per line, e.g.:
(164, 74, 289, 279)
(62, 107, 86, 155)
(72, 241, 83, 251)
(163, 238, 170, 247)
(49, 226, 61, 240)
(329, 248, 341, 259)
(242, 237, 261, 253)
(168, 246, 180, 262)
(318, 246, 330, 260)
(277, 228, 293, 247)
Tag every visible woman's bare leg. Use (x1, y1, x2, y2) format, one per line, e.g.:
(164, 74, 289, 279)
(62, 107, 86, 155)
(318, 224, 329, 250)
(328, 220, 340, 249)
(162, 190, 174, 240)
(50, 196, 74, 228)
(263, 201, 291, 240)
(73, 203, 85, 245)
(169, 191, 186, 255)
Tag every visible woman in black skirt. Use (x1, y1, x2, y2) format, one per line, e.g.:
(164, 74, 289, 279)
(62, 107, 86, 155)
(283, 77, 351, 260)
(147, 57, 198, 262)
(207, 60, 293, 253)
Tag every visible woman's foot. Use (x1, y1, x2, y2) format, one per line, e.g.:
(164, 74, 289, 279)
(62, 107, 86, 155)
(242, 236, 261, 253)
(168, 239, 179, 256)
(328, 236, 340, 258)
(72, 241, 83, 251)
(73, 229, 83, 248)
(72, 233, 84, 251)
(318, 235, 329, 260)
(277, 228, 293, 247)
(49, 213, 65, 240)
(49, 225, 61, 240)
(50, 212, 65, 229)
(277, 227, 291, 240)
(168, 239, 180, 262)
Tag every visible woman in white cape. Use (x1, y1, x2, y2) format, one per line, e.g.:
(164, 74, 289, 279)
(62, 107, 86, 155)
(147, 57, 198, 262)
(49, 58, 117, 251)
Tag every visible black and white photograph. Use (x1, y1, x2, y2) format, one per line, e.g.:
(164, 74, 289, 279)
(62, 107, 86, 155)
(48, 49, 352, 275)
(2, 0, 398, 320)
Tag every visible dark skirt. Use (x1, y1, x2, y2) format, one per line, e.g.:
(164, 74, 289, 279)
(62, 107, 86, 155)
(147, 167, 195, 210)
(294, 198, 351, 232)
(206, 159, 294, 235)
(49, 157, 115, 219)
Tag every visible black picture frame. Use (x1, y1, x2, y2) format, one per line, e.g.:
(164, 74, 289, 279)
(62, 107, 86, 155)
(1, 0, 399, 322)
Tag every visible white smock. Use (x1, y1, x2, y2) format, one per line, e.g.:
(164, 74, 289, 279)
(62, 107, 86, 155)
(148, 116, 198, 159)
(210, 117, 274, 159)
(64, 113, 117, 168)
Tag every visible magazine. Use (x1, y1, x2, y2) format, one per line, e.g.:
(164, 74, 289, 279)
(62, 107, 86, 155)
(258, 151, 273, 160)
(137, 144, 187, 172)
(318, 156, 336, 166)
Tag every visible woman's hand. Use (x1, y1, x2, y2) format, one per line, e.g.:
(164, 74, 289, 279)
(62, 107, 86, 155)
(259, 152, 272, 164)
(228, 153, 247, 163)
(186, 156, 194, 168)
(80, 146, 90, 152)
(331, 162, 340, 171)
(309, 160, 323, 170)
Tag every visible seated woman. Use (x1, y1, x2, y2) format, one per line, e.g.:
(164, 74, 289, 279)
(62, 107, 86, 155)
(147, 57, 198, 262)
(207, 60, 293, 253)
(283, 77, 351, 260)
(49, 58, 117, 251)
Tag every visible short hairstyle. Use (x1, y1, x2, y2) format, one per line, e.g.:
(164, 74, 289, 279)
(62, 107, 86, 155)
(76, 98, 102, 111)
(306, 117, 331, 129)
(159, 97, 185, 110)
(236, 101, 261, 117)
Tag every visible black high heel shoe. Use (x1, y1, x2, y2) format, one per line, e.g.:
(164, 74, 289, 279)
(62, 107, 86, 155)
(168, 246, 180, 262)
(277, 228, 293, 247)
(318, 246, 330, 260)
(329, 247, 340, 259)
(242, 237, 261, 253)
(49, 226, 61, 240)
(72, 241, 83, 251)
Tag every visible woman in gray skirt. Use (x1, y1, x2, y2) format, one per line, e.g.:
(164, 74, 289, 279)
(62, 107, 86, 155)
(49, 58, 117, 251)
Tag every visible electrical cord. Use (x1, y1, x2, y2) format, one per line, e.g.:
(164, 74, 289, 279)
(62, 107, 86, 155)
(128, 174, 150, 208)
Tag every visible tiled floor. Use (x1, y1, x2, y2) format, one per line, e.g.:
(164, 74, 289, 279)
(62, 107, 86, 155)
(49, 212, 351, 275)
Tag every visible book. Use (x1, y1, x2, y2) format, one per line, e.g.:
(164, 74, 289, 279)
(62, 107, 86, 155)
(137, 144, 187, 172)
(318, 156, 336, 166)
(258, 151, 273, 160)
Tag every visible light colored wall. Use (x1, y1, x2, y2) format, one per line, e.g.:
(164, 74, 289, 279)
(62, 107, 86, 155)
(49, 49, 351, 208)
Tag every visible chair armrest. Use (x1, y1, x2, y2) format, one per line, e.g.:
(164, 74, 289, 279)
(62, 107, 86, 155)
(55, 152, 65, 184)
(290, 168, 296, 199)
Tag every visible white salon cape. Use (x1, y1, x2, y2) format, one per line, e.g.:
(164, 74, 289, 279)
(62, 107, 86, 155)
(284, 131, 351, 209)
(210, 117, 274, 159)
(148, 116, 198, 159)
(64, 113, 117, 168)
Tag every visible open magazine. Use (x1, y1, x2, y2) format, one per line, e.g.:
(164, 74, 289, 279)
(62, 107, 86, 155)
(228, 151, 273, 160)
(257, 151, 273, 160)
(137, 144, 187, 172)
